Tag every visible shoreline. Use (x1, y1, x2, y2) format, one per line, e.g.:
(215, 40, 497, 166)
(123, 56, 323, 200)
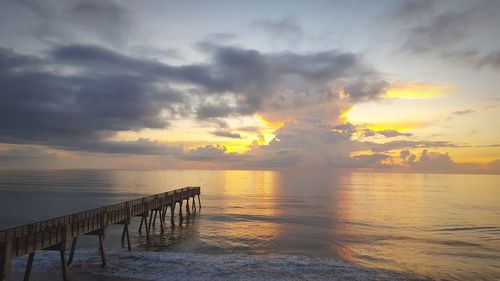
(6, 250, 427, 281)
(6, 271, 148, 281)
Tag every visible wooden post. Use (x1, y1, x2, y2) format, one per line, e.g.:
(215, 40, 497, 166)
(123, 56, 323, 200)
(138, 216, 144, 233)
(170, 203, 175, 226)
(67, 237, 78, 266)
(0, 241, 12, 281)
(98, 212, 107, 267)
(121, 225, 127, 246)
(98, 234, 106, 268)
(60, 224, 69, 281)
(179, 199, 183, 218)
(161, 205, 167, 224)
(186, 197, 190, 215)
(124, 224, 131, 251)
(148, 210, 154, 232)
(59, 249, 68, 281)
(192, 196, 196, 212)
(144, 213, 150, 241)
(159, 210, 165, 234)
(23, 252, 35, 281)
(123, 204, 131, 250)
(197, 194, 201, 210)
(152, 210, 158, 229)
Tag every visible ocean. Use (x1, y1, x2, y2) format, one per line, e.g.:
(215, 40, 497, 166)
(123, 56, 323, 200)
(0, 169, 499, 280)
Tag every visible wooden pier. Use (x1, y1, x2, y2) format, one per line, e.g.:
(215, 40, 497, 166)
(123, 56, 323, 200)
(0, 186, 201, 281)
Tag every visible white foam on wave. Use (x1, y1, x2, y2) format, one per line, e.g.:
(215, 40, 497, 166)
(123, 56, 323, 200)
(11, 250, 419, 281)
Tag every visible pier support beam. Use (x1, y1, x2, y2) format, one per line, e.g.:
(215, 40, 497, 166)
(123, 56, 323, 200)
(67, 237, 78, 266)
(59, 249, 68, 281)
(170, 203, 176, 226)
(98, 234, 106, 268)
(138, 213, 150, 240)
(121, 224, 131, 251)
(0, 241, 12, 281)
(148, 210, 154, 231)
(23, 252, 34, 281)
(179, 200, 183, 218)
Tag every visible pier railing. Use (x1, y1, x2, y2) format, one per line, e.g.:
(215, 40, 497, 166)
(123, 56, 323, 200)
(0, 186, 201, 281)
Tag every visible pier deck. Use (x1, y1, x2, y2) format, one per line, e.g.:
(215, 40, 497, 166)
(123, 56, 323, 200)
(0, 186, 201, 281)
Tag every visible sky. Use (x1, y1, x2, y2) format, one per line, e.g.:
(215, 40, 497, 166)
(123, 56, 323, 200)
(0, 0, 499, 173)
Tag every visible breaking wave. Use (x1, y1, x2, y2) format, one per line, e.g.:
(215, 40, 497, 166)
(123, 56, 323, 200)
(11, 249, 424, 281)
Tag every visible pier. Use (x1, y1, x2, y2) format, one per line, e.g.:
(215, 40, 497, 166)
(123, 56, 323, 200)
(0, 186, 201, 281)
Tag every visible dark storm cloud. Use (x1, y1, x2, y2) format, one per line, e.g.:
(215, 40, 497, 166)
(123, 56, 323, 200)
(0, 42, 384, 155)
(0, 46, 183, 154)
(192, 46, 380, 114)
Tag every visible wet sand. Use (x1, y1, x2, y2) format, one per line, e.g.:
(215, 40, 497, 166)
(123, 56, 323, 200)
(6, 271, 147, 281)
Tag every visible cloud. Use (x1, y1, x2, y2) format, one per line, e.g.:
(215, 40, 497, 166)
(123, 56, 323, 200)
(234, 118, 363, 168)
(390, 0, 434, 21)
(250, 17, 304, 43)
(452, 109, 475, 115)
(389, 1, 500, 70)
(342, 80, 389, 102)
(0, 46, 183, 154)
(0, 145, 58, 161)
(197, 104, 235, 119)
(369, 140, 461, 152)
(70, 0, 132, 43)
(377, 130, 413, 138)
(180, 145, 243, 162)
(0, 43, 386, 156)
(477, 51, 500, 70)
(2, 0, 133, 45)
(401, 149, 455, 172)
(476, 144, 500, 148)
(0, 42, 475, 172)
(211, 131, 242, 139)
(338, 124, 412, 138)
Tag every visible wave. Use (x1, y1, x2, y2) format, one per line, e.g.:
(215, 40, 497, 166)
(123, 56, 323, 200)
(11, 250, 424, 281)
(432, 226, 500, 232)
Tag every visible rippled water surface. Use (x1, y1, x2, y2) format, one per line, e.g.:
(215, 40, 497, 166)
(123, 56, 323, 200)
(1, 170, 499, 280)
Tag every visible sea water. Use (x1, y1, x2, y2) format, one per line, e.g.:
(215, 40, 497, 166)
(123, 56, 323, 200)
(1, 169, 499, 280)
